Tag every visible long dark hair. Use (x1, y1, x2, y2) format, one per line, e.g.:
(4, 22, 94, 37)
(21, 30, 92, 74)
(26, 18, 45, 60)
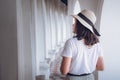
(75, 19, 99, 46)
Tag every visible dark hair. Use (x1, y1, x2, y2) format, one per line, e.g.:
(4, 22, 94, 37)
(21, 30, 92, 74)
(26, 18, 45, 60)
(75, 19, 99, 46)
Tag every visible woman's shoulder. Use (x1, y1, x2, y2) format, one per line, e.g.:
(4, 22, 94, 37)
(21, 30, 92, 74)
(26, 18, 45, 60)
(66, 37, 77, 43)
(66, 38, 83, 46)
(94, 42, 103, 49)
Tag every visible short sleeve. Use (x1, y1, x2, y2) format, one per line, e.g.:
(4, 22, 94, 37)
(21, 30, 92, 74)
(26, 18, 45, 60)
(61, 39, 73, 58)
(98, 43, 104, 57)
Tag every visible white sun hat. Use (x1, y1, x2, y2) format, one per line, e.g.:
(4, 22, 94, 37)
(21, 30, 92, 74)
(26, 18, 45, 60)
(71, 9, 100, 36)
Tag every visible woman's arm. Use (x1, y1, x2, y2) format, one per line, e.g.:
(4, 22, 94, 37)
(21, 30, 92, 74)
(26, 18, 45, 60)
(60, 56, 72, 75)
(96, 56, 104, 71)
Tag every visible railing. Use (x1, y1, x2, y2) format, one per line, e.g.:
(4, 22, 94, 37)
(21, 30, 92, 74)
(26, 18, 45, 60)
(37, 43, 66, 80)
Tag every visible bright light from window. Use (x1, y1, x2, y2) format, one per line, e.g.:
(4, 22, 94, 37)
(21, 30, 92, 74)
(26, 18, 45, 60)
(74, 0, 81, 14)
(73, 0, 81, 23)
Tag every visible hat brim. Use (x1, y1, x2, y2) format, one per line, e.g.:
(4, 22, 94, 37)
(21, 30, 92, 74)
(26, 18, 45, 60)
(71, 15, 94, 34)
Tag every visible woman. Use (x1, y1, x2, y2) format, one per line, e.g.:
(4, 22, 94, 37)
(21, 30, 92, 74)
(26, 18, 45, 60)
(60, 9, 104, 80)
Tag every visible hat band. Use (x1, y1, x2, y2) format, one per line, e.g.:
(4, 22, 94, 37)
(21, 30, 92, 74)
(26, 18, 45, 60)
(78, 13, 94, 28)
(78, 13, 100, 36)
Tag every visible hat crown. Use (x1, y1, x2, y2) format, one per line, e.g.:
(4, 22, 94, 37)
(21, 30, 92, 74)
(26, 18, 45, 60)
(71, 9, 100, 36)
(80, 9, 96, 24)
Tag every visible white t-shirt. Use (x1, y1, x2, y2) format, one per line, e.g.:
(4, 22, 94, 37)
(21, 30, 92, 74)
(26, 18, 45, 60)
(61, 38, 103, 75)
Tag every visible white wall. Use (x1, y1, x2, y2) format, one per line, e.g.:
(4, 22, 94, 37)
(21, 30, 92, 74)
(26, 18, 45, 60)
(0, 0, 18, 80)
(79, 0, 98, 12)
(100, 0, 120, 80)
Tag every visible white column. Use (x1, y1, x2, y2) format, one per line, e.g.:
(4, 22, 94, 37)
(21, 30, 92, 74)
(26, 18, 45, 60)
(17, 0, 37, 80)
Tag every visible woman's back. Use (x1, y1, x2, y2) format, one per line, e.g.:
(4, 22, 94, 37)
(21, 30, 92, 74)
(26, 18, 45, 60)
(64, 38, 103, 75)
